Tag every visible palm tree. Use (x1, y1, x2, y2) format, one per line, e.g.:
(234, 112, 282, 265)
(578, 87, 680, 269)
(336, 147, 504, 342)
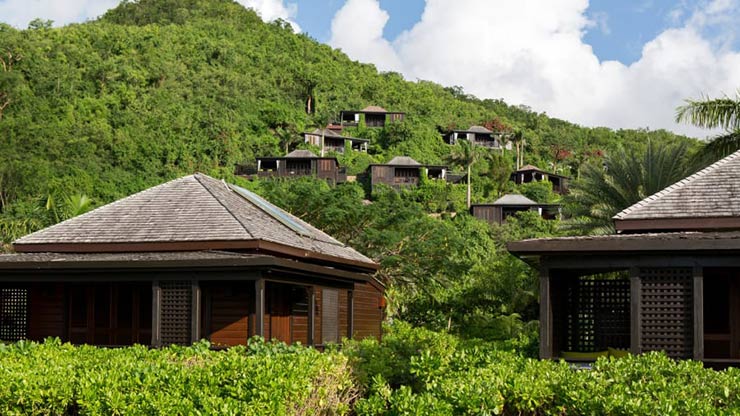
(676, 90, 740, 162)
(447, 140, 481, 209)
(509, 129, 526, 169)
(564, 141, 692, 234)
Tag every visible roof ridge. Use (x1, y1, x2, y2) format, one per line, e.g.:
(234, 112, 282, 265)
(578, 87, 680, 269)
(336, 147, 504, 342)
(14, 175, 196, 244)
(193, 174, 255, 239)
(614, 149, 740, 220)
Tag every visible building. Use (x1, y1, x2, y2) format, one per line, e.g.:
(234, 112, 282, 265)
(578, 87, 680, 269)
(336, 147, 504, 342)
(238, 150, 346, 184)
(0, 174, 384, 347)
(511, 165, 569, 195)
(302, 128, 369, 154)
(339, 106, 405, 128)
(508, 150, 740, 366)
(443, 125, 502, 149)
(471, 194, 561, 225)
(366, 156, 446, 191)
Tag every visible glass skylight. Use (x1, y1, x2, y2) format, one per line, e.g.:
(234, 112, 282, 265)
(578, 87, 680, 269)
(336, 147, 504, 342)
(228, 183, 312, 238)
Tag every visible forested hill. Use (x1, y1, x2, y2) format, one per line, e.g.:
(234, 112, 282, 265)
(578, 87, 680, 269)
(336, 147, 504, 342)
(0, 0, 697, 243)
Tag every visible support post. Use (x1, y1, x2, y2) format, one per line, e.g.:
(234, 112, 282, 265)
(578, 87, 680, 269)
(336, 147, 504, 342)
(630, 267, 641, 354)
(255, 279, 265, 338)
(308, 287, 316, 346)
(151, 280, 162, 347)
(693, 266, 704, 361)
(539, 266, 552, 359)
(348, 290, 354, 339)
(191, 280, 201, 343)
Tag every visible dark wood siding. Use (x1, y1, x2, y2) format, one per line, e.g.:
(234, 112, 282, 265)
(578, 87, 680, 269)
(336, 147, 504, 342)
(205, 282, 252, 347)
(640, 268, 693, 358)
(352, 282, 383, 340)
(471, 206, 501, 225)
(28, 284, 64, 341)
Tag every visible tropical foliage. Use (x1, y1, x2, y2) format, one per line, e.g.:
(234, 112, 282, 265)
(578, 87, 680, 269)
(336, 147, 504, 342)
(676, 90, 740, 162)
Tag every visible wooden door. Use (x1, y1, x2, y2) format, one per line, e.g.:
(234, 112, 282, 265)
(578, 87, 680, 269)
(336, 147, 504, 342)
(268, 283, 292, 343)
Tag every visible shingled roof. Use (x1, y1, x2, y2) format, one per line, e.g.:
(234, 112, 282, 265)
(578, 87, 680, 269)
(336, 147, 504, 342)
(361, 105, 388, 113)
(493, 194, 538, 206)
(466, 125, 493, 134)
(386, 156, 420, 166)
(614, 150, 740, 224)
(14, 174, 376, 270)
(285, 149, 319, 158)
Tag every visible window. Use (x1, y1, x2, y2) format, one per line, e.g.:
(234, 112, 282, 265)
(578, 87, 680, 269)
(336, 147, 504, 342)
(0, 288, 28, 342)
(321, 289, 339, 344)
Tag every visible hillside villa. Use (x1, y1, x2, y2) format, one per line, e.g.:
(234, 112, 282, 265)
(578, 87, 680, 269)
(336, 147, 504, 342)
(366, 156, 447, 191)
(302, 128, 369, 154)
(471, 194, 561, 225)
(237, 150, 347, 184)
(340, 106, 405, 128)
(511, 165, 570, 195)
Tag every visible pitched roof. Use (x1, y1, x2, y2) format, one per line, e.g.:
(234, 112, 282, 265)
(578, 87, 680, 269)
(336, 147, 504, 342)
(615, 150, 740, 221)
(14, 174, 376, 269)
(516, 164, 542, 172)
(466, 125, 493, 134)
(306, 128, 343, 138)
(387, 156, 420, 165)
(493, 194, 538, 206)
(285, 149, 318, 158)
(362, 105, 388, 113)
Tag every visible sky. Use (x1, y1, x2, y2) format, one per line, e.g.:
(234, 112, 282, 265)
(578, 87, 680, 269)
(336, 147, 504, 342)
(1, 0, 739, 138)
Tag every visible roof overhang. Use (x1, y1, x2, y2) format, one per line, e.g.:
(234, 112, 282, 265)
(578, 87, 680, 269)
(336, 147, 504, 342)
(0, 251, 375, 283)
(508, 232, 740, 257)
(13, 239, 379, 273)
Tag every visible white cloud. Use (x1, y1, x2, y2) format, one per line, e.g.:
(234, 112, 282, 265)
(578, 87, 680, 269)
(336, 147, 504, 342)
(237, 0, 300, 32)
(329, 0, 740, 138)
(0, 0, 119, 28)
(328, 0, 403, 72)
(0, 0, 300, 32)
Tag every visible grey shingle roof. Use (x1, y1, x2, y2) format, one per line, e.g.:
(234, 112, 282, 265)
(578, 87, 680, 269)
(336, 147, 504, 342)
(362, 105, 388, 113)
(387, 156, 420, 165)
(615, 149, 740, 220)
(466, 125, 493, 134)
(493, 194, 538, 206)
(14, 174, 375, 267)
(285, 149, 318, 158)
(307, 128, 343, 138)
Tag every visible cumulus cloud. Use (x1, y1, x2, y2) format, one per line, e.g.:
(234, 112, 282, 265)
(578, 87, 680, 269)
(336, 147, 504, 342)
(0, 0, 119, 28)
(329, 0, 403, 72)
(329, 0, 740, 138)
(0, 0, 300, 32)
(237, 0, 300, 32)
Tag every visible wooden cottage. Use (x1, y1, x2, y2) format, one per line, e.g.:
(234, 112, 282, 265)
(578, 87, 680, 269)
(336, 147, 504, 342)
(302, 128, 369, 154)
(240, 150, 347, 184)
(340, 106, 405, 128)
(367, 156, 446, 191)
(471, 194, 561, 225)
(511, 165, 569, 195)
(508, 150, 740, 366)
(444, 125, 501, 149)
(0, 174, 384, 347)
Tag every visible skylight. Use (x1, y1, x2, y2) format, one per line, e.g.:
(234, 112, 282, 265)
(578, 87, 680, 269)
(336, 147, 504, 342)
(228, 183, 312, 238)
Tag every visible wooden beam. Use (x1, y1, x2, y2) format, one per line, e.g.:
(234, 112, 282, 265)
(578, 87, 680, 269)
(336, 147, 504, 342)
(255, 279, 265, 338)
(693, 266, 704, 361)
(630, 267, 641, 354)
(151, 280, 161, 347)
(308, 286, 315, 346)
(348, 289, 354, 339)
(191, 280, 201, 343)
(539, 267, 553, 359)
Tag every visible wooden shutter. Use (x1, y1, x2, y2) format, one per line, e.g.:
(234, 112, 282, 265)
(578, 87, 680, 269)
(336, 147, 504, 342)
(640, 268, 693, 358)
(160, 281, 192, 345)
(321, 289, 339, 344)
(0, 287, 28, 342)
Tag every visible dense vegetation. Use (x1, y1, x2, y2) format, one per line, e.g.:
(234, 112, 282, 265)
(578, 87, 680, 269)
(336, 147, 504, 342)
(3, 325, 740, 415)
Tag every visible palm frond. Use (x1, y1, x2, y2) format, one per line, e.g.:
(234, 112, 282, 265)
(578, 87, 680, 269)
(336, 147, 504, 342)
(675, 92, 740, 130)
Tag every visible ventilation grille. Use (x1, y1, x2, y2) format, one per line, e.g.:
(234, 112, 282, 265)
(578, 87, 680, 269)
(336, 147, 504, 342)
(160, 281, 192, 345)
(564, 276, 630, 352)
(640, 268, 693, 359)
(0, 288, 28, 342)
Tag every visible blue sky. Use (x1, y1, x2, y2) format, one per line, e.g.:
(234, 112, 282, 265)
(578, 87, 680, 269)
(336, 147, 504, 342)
(0, 0, 738, 135)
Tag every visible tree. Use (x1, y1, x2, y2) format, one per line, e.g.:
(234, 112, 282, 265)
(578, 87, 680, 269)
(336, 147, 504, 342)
(447, 140, 481, 209)
(676, 91, 740, 162)
(509, 130, 526, 169)
(564, 141, 693, 234)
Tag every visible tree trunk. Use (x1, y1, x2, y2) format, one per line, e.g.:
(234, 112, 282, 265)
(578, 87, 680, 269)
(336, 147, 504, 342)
(466, 164, 471, 209)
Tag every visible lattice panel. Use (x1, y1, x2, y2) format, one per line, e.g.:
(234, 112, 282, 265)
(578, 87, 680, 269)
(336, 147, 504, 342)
(322, 289, 339, 344)
(564, 277, 630, 352)
(640, 268, 693, 359)
(0, 288, 29, 342)
(160, 281, 192, 345)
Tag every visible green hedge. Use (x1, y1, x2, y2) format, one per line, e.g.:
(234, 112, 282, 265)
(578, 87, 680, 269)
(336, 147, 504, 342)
(2, 326, 740, 415)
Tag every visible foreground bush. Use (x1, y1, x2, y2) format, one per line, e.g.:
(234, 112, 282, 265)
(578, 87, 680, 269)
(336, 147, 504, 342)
(0, 338, 355, 415)
(3, 325, 740, 415)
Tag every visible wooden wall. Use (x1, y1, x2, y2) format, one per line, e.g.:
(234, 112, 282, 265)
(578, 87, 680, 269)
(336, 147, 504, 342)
(204, 282, 253, 347)
(352, 281, 384, 340)
(28, 283, 65, 341)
